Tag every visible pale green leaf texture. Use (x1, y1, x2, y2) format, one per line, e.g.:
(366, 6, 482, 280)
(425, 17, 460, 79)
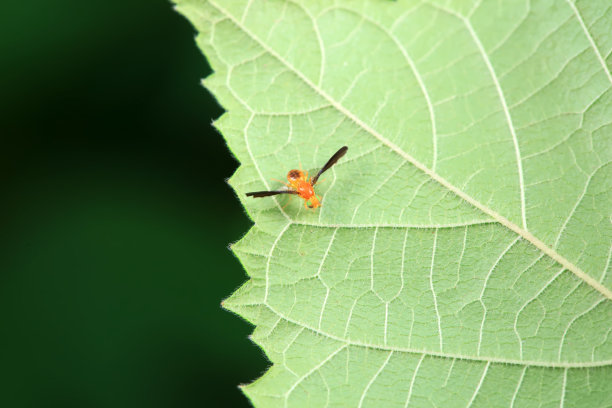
(174, 0, 611, 406)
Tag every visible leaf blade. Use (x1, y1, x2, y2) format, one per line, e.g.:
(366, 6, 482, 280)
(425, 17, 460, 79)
(174, 0, 612, 405)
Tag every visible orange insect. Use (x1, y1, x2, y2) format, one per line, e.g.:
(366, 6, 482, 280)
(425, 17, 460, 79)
(246, 146, 348, 209)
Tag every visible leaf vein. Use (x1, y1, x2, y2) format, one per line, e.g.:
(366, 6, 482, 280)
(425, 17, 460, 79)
(264, 302, 612, 368)
(205, 0, 612, 299)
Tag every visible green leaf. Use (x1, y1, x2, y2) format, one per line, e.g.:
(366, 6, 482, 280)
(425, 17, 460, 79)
(174, 0, 612, 406)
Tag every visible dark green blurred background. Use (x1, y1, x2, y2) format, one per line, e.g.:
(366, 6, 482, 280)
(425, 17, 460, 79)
(1, 1, 265, 406)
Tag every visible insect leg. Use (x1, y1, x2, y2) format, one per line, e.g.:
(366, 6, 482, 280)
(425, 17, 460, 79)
(271, 178, 291, 188)
(281, 194, 294, 209)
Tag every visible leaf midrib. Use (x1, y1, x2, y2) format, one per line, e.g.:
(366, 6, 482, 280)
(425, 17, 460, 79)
(205, 0, 612, 300)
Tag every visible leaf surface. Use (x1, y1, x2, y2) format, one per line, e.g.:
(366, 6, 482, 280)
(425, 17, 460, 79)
(174, 0, 612, 406)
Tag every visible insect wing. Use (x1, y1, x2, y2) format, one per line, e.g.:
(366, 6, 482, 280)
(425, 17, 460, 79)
(311, 146, 348, 185)
(246, 190, 297, 198)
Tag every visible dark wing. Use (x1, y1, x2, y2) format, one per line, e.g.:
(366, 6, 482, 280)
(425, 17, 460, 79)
(311, 146, 348, 185)
(246, 190, 298, 198)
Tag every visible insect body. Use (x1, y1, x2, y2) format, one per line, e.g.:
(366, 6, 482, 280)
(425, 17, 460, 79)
(246, 146, 348, 209)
